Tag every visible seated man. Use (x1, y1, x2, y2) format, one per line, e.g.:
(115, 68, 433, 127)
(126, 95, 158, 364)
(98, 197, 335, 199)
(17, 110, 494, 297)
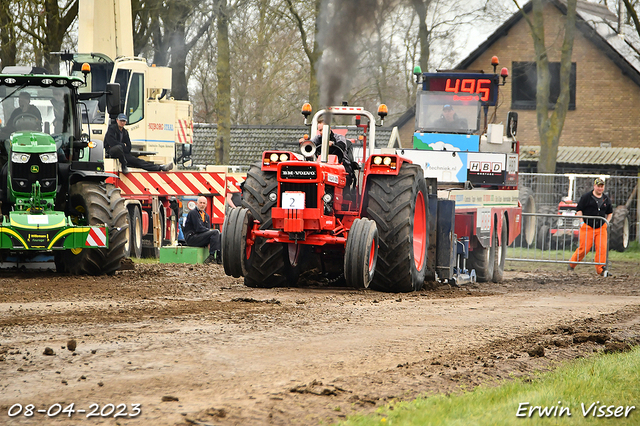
(298, 116, 358, 187)
(183, 196, 221, 264)
(104, 113, 173, 173)
(9, 92, 42, 131)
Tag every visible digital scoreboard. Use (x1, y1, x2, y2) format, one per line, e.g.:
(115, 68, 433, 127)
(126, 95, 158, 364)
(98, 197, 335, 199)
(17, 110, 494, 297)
(421, 73, 500, 106)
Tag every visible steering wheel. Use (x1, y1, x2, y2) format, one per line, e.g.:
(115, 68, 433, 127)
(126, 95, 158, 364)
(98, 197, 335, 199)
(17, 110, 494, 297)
(13, 113, 41, 131)
(328, 144, 345, 163)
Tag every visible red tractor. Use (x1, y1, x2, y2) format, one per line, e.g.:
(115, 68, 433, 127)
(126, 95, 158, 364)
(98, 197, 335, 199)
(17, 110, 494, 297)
(222, 105, 429, 292)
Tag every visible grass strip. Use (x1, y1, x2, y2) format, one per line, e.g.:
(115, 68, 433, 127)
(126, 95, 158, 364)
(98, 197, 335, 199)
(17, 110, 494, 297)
(338, 347, 640, 426)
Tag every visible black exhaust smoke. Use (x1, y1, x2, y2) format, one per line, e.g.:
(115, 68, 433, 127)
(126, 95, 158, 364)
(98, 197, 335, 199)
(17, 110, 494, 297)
(317, 0, 379, 118)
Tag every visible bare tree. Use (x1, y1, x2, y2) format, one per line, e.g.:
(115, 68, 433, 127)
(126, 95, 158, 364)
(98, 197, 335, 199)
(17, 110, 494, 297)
(410, 0, 501, 72)
(622, 0, 640, 37)
(0, 1, 18, 69)
(513, 0, 577, 174)
(16, 0, 78, 73)
(283, 0, 322, 110)
(132, 0, 213, 100)
(228, 0, 307, 124)
(214, 0, 232, 164)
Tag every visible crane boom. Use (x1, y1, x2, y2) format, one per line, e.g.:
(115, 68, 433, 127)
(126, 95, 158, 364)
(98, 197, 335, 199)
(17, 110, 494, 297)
(78, 0, 134, 59)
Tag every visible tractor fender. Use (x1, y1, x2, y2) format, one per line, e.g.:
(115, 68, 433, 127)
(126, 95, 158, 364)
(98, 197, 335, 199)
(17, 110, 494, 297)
(69, 170, 117, 186)
(88, 138, 105, 163)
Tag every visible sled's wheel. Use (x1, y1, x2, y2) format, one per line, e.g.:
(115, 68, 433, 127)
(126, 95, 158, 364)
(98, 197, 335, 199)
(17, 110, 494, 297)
(537, 224, 551, 251)
(610, 205, 630, 252)
(222, 207, 252, 278)
(169, 215, 178, 246)
(469, 232, 495, 283)
(492, 214, 508, 283)
(63, 182, 128, 275)
(516, 187, 536, 247)
(142, 205, 164, 258)
(344, 218, 378, 289)
(536, 205, 556, 247)
(366, 163, 428, 292)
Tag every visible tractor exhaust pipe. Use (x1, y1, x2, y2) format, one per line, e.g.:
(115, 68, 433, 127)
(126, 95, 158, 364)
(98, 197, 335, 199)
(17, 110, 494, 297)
(300, 140, 317, 159)
(320, 124, 330, 163)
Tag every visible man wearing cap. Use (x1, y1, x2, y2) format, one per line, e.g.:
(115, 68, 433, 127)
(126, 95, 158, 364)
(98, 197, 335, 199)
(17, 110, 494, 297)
(568, 178, 613, 276)
(104, 113, 173, 174)
(433, 105, 468, 130)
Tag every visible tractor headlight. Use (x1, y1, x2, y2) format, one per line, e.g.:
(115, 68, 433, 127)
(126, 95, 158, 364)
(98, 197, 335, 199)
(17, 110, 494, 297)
(373, 156, 382, 165)
(383, 156, 392, 166)
(279, 153, 289, 162)
(39, 153, 57, 163)
(322, 193, 332, 203)
(12, 153, 30, 163)
(270, 153, 279, 162)
(268, 192, 277, 202)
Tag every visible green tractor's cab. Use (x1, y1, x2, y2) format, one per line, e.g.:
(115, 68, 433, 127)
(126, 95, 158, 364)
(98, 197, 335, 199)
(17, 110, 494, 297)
(0, 69, 127, 274)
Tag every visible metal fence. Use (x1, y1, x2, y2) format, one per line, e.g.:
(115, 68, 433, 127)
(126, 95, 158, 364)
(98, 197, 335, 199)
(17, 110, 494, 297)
(507, 212, 609, 273)
(519, 173, 639, 242)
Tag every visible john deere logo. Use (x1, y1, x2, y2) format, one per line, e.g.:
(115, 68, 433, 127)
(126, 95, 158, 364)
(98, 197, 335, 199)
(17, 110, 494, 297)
(31, 165, 39, 173)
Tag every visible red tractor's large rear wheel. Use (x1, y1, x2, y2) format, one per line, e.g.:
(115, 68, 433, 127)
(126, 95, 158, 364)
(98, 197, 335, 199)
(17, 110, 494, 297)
(366, 164, 428, 292)
(241, 163, 300, 288)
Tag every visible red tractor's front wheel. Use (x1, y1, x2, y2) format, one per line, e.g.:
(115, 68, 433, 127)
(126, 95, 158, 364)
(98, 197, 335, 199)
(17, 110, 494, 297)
(222, 207, 252, 278)
(344, 218, 378, 289)
(241, 162, 302, 287)
(366, 164, 429, 292)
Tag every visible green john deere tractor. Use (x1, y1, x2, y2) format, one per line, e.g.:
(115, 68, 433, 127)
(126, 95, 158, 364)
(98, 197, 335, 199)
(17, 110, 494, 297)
(0, 67, 127, 274)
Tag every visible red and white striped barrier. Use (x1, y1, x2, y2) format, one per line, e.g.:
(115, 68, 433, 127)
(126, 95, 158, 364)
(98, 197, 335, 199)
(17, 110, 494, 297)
(115, 172, 226, 197)
(85, 227, 107, 247)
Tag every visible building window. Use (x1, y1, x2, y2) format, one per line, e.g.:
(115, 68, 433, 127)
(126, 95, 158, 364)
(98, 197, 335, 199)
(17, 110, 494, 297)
(511, 61, 576, 110)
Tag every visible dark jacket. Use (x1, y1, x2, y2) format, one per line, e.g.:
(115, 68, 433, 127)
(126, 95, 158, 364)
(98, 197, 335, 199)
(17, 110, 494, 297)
(310, 131, 356, 167)
(433, 114, 468, 130)
(104, 123, 132, 154)
(9, 104, 42, 128)
(576, 191, 613, 229)
(183, 208, 211, 238)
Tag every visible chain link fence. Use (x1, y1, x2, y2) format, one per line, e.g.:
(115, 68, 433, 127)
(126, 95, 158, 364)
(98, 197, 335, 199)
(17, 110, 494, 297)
(519, 173, 639, 243)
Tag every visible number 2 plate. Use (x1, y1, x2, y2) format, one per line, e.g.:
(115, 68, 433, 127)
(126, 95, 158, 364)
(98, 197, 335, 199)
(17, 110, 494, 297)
(282, 192, 305, 209)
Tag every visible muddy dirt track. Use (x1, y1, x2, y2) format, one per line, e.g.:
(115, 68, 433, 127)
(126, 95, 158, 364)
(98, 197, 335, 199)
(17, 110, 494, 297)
(1, 260, 640, 426)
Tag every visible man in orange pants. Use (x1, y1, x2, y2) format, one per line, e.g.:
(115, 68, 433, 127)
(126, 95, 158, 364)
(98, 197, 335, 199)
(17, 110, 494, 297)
(569, 178, 613, 275)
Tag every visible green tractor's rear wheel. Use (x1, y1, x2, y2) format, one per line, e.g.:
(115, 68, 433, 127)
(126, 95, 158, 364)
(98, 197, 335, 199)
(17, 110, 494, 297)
(59, 182, 128, 275)
(366, 164, 428, 292)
